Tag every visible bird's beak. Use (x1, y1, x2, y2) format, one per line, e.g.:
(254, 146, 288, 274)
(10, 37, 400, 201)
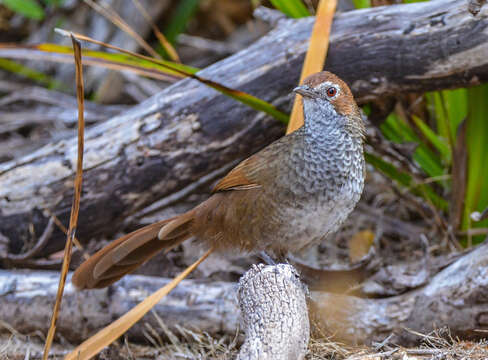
(293, 85, 316, 98)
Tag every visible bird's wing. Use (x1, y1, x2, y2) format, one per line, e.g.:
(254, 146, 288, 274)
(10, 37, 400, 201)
(212, 156, 263, 191)
(212, 131, 299, 193)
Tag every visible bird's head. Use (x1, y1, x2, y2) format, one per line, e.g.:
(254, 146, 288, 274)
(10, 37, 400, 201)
(294, 71, 364, 139)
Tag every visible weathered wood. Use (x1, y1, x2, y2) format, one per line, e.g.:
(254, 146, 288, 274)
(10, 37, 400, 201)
(0, 270, 239, 343)
(1, 242, 488, 345)
(1, 0, 488, 255)
(311, 240, 488, 345)
(237, 264, 309, 360)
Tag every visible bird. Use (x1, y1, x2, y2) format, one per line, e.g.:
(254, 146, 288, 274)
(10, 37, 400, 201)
(72, 71, 365, 289)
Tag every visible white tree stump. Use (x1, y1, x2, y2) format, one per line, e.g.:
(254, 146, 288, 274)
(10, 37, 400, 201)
(237, 264, 310, 360)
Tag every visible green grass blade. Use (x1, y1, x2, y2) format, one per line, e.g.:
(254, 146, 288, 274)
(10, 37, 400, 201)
(381, 113, 445, 180)
(411, 115, 451, 164)
(351, 0, 371, 9)
(269, 0, 310, 18)
(214, 86, 289, 124)
(164, 0, 199, 44)
(365, 152, 448, 210)
(42, 0, 63, 5)
(0, 42, 289, 124)
(413, 147, 445, 178)
(427, 90, 467, 152)
(37, 43, 197, 76)
(443, 88, 467, 142)
(379, 114, 404, 142)
(426, 92, 447, 140)
(2, 0, 44, 20)
(463, 84, 488, 239)
(365, 152, 412, 187)
(0, 58, 63, 89)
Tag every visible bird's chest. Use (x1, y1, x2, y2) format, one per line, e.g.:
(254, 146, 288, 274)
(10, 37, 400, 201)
(269, 143, 364, 252)
(282, 180, 360, 251)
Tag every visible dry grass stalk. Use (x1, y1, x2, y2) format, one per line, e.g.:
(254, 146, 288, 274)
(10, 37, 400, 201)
(130, 0, 181, 62)
(65, 247, 213, 359)
(287, 0, 338, 134)
(42, 34, 85, 360)
(84, 0, 161, 59)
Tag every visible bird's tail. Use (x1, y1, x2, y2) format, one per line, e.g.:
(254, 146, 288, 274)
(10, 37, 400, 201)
(72, 211, 195, 289)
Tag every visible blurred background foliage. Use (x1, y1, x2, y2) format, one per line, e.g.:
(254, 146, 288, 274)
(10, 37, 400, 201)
(0, 0, 486, 247)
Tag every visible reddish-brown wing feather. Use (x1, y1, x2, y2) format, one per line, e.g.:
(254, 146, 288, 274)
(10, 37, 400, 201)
(212, 157, 261, 192)
(213, 133, 299, 193)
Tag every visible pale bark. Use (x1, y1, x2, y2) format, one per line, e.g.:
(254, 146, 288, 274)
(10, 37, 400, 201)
(1, 241, 488, 345)
(1, 0, 488, 259)
(311, 240, 488, 345)
(237, 264, 309, 360)
(0, 270, 239, 343)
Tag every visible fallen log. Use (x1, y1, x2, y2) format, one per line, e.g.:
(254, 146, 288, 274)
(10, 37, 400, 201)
(0, 270, 239, 343)
(311, 240, 488, 345)
(1, 240, 488, 345)
(1, 0, 488, 256)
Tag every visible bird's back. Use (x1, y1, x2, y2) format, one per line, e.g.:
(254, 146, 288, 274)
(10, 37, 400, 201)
(191, 127, 364, 253)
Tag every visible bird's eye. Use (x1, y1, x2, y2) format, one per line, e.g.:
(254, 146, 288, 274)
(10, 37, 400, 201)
(326, 87, 337, 97)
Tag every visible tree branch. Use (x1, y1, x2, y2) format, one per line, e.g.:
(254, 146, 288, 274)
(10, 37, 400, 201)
(1, 0, 487, 254)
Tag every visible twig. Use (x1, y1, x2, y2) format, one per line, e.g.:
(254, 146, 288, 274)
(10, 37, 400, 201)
(3, 217, 55, 263)
(130, 0, 180, 62)
(42, 34, 85, 360)
(84, 0, 161, 59)
(44, 209, 89, 260)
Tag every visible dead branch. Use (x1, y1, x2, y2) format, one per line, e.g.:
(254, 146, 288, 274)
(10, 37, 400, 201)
(1, 241, 487, 345)
(1, 0, 488, 255)
(310, 240, 488, 346)
(0, 270, 239, 343)
(237, 264, 309, 360)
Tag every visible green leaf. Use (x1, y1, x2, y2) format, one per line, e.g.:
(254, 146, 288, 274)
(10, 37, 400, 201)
(37, 43, 197, 76)
(411, 115, 451, 164)
(2, 0, 44, 20)
(413, 148, 444, 179)
(365, 152, 412, 187)
(426, 92, 447, 140)
(380, 113, 409, 142)
(41, 0, 63, 5)
(269, 0, 310, 18)
(164, 0, 200, 44)
(427, 89, 467, 152)
(365, 152, 448, 211)
(351, 0, 371, 9)
(0, 57, 63, 89)
(463, 84, 488, 239)
(381, 112, 445, 180)
(443, 88, 467, 141)
(0, 43, 289, 124)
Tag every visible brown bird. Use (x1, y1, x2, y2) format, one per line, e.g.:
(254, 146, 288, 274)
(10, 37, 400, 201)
(72, 71, 365, 289)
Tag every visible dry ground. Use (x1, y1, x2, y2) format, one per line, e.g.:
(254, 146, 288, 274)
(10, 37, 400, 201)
(2, 327, 488, 359)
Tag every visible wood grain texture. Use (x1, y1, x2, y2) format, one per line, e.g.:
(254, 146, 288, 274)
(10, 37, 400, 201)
(237, 264, 309, 360)
(1, 240, 488, 345)
(1, 0, 488, 255)
(311, 241, 488, 345)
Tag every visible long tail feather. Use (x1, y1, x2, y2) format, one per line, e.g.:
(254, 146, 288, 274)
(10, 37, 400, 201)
(72, 213, 194, 289)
